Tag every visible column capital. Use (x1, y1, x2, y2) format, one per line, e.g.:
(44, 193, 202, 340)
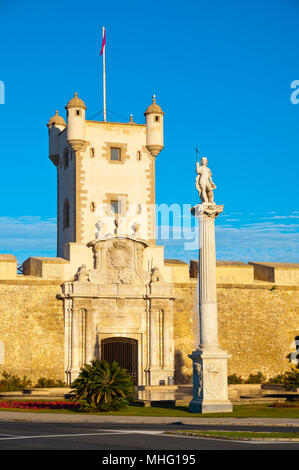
(191, 203, 224, 219)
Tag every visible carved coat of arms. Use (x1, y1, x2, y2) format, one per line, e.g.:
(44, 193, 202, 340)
(108, 241, 134, 284)
(87, 237, 150, 285)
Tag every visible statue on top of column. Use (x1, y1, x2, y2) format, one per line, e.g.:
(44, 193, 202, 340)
(195, 157, 217, 205)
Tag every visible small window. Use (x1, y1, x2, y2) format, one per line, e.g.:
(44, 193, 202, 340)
(137, 203, 142, 214)
(137, 151, 142, 161)
(110, 200, 121, 215)
(110, 147, 121, 161)
(90, 201, 96, 212)
(76, 110, 81, 116)
(63, 199, 70, 229)
(154, 115, 160, 122)
(90, 147, 95, 158)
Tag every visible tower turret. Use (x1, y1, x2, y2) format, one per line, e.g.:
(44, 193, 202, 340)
(65, 93, 87, 152)
(47, 110, 66, 166)
(144, 95, 164, 157)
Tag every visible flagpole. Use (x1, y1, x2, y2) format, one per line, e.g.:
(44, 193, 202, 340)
(102, 26, 106, 122)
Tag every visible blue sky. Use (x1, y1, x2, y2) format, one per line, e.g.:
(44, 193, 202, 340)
(0, 0, 298, 264)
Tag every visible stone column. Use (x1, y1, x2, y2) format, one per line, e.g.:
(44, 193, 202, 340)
(189, 203, 232, 413)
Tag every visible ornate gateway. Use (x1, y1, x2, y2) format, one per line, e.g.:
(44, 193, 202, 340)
(61, 236, 175, 387)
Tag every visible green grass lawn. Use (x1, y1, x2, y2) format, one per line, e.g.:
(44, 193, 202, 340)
(1, 401, 299, 418)
(93, 404, 299, 418)
(166, 430, 299, 440)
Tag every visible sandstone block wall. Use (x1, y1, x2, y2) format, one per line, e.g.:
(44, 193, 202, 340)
(173, 283, 299, 383)
(0, 277, 298, 385)
(173, 282, 198, 383)
(0, 279, 64, 383)
(217, 285, 299, 379)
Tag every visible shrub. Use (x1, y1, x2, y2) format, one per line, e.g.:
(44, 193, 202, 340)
(34, 377, 66, 388)
(228, 374, 244, 384)
(266, 374, 286, 384)
(228, 371, 267, 385)
(0, 371, 31, 392)
(279, 367, 299, 391)
(70, 359, 134, 411)
(245, 371, 266, 384)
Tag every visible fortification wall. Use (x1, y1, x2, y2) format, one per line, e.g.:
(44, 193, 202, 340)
(217, 284, 299, 380)
(0, 276, 298, 385)
(173, 282, 299, 383)
(0, 278, 64, 383)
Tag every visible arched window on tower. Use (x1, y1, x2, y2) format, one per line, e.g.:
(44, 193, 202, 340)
(63, 199, 70, 229)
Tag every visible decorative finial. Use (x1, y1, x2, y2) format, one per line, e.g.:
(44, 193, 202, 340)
(152, 94, 156, 103)
(74, 92, 78, 97)
(55, 110, 59, 115)
(130, 114, 133, 122)
(114, 218, 119, 235)
(132, 221, 140, 236)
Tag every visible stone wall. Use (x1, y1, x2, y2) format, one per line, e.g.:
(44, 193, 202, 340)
(0, 278, 64, 383)
(218, 284, 299, 380)
(0, 277, 298, 385)
(173, 282, 198, 383)
(173, 282, 299, 383)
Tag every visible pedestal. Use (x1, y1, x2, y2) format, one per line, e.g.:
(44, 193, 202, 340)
(189, 349, 232, 413)
(189, 203, 232, 413)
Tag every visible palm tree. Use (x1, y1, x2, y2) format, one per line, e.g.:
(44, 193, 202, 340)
(70, 359, 134, 411)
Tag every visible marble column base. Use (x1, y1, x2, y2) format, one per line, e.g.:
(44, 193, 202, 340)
(189, 400, 233, 413)
(188, 348, 233, 414)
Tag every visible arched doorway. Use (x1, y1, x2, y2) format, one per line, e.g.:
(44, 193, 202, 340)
(101, 337, 138, 385)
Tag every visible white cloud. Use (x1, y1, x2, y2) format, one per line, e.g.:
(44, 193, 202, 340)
(0, 215, 298, 265)
(0, 216, 57, 262)
(157, 220, 299, 263)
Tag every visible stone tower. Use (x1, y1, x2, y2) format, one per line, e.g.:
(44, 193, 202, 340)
(47, 94, 164, 259)
(46, 94, 176, 386)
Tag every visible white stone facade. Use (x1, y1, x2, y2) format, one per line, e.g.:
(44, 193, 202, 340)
(46, 95, 179, 386)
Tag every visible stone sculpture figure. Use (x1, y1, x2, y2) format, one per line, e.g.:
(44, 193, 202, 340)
(193, 362, 203, 399)
(195, 157, 216, 204)
(74, 264, 89, 282)
(150, 266, 163, 283)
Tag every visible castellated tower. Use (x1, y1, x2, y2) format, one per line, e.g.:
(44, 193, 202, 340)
(144, 94, 164, 157)
(46, 95, 179, 386)
(47, 94, 164, 261)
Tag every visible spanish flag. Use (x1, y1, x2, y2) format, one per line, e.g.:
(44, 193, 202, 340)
(100, 27, 106, 56)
